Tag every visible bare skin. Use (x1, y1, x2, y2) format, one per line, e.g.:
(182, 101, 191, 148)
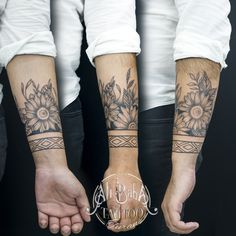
(7, 55, 90, 235)
(95, 54, 146, 232)
(103, 150, 146, 232)
(162, 58, 221, 234)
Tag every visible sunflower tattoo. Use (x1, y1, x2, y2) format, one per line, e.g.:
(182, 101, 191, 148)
(174, 72, 217, 137)
(99, 68, 138, 130)
(17, 79, 62, 136)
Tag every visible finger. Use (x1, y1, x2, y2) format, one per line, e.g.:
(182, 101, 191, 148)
(168, 208, 199, 234)
(106, 204, 121, 233)
(107, 222, 123, 233)
(60, 217, 72, 236)
(71, 214, 84, 234)
(76, 188, 91, 223)
(110, 222, 137, 233)
(161, 203, 172, 230)
(107, 222, 118, 232)
(38, 211, 48, 229)
(49, 216, 60, 234)
(107, 211, 136, 233)
(170, 220, 199, 234)
(109, 222, 136, 232)
(104, 178, 120, 222)
(119, 205, 135, 231)
(118, 182, 144, 230)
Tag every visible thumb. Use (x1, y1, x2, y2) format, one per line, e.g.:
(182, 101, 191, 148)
(76, 187, 91, 223)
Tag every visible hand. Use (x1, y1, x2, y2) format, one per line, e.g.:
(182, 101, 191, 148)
(104, 167, 147, 232)
(35, 167, 91, 236)
(161, 167, 199, 234)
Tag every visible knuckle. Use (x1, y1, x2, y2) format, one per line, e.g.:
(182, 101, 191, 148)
(170, 227, 177, 233)
(172, 222, 178, 228)
(80, 187, 86, 195)
(166, 222, 171, 229)
(161, 202, 165, 210)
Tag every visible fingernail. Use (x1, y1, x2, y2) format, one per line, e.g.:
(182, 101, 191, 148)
(73, 227, 81, 234)
(107, 221, 115, 227)
(51, 228, 59, 234)
(84, 208, 91, 222)
(86, 216, 91, 222)
(62, 228, 71, 236)
(40, 220, 47, 228)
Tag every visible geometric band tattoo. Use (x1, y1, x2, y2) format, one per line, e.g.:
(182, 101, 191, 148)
(109, 135, 138, 148)
(29, 137, 65, 153)
(172, 140, 202, 154)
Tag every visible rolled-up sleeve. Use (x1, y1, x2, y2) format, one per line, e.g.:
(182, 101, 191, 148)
(84, 0, 141, 66)
(174, 0, 231, 68)
(0, 0, 56, 68)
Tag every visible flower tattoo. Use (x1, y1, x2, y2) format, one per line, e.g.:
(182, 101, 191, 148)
(99, 69, 138, 130)
(174, 72, 217, 137)
(17, 79, 62, 136)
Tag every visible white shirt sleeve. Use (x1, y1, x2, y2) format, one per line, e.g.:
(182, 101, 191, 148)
(174, 0, 232, 68)
(84, 0, 141, 66)
(0, 0, 56, 68)
(51, 0, 84, 109)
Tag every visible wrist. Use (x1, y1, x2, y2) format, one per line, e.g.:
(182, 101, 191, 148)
(106, 165, 140, 178)
(108, 148, 138, 171)
(172, 152, 198, 172)
(33, 149, 68, 170)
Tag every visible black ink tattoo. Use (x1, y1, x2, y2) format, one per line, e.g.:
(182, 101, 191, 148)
(172, 140, 202, 154)
(174, 71, 217, 137)
(29, 137, 65, 153)
(17, 79, 62, 136)
(99, 69, 138, 130)
(109, 135, 138, 148)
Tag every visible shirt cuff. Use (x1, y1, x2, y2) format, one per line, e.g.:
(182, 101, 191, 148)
(0, 31, 56, 67)
(174, 32, 230, 69)
(86, 26, 141, 67)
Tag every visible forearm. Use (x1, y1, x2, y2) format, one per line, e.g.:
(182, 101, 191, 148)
(95, 53, 138, 170)
(172, 58, 221, 170)
(6, 55, 67, 169)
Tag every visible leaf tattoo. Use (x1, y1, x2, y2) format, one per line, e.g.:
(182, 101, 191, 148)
(173, 71, 217, 137)
(16, 79, 62, 136)
(99, 68, 138, 130)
